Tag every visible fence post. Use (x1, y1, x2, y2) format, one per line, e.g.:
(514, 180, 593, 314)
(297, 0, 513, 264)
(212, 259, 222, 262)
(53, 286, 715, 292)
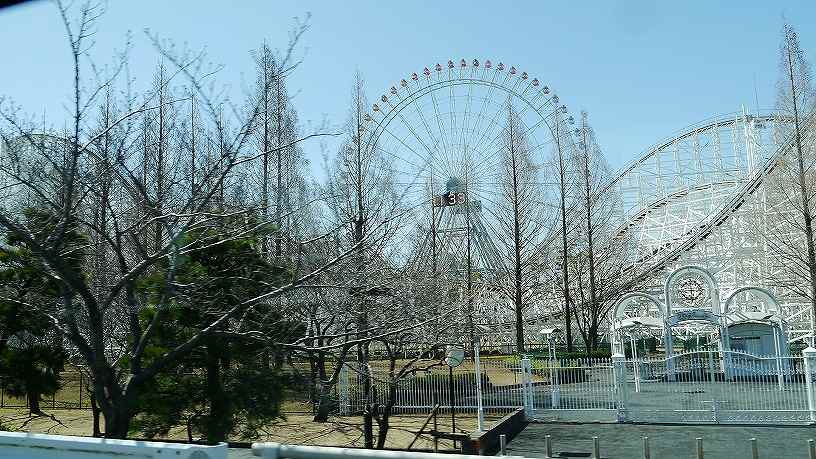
(545, 435, 553, 458)
(804, 347, 816, 423)
(521, 357, 533, 417)
(612, 353, 628, 423)
(338, 364, 350, 416)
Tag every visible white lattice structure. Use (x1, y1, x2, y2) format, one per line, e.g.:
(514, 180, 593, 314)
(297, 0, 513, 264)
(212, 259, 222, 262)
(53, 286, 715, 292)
(479, 109, 816, 347)
(617, 113, 816, 343)
(542, 111, 814, 345)
(362, 58, 816, 347)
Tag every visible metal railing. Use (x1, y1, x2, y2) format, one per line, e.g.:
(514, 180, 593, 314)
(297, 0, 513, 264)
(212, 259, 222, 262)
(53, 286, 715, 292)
(0, 372, 89, 410)
(332, 348, 816, 425)
(339, 357, 523, 415)
(525, 348, 816, 424)
(17, 349, 815, 427)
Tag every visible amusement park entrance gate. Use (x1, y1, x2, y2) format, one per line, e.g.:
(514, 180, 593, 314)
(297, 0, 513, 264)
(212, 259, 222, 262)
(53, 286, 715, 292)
(524, 350, 816, 425)
(335, 350, 816, 425)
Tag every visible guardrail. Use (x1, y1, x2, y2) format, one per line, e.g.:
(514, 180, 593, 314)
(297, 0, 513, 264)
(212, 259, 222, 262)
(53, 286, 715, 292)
(0, 432, 227, 459)
(251, 442, 530, 459)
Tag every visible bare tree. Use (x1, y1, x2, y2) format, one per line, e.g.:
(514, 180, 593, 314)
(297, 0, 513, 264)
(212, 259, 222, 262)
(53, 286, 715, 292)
(768, 23, 816, 342)
(494, 101, 548, 352)
(550, 98, 578, 351)
(247, 43, 309, 261)
(322, 72, 396, 448)
(0, 1, 328, 437)
(569, 111, 623, 350)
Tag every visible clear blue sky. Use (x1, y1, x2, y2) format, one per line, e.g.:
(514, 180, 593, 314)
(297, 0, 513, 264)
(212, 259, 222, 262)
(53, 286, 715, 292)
(1, 0, 814, 174)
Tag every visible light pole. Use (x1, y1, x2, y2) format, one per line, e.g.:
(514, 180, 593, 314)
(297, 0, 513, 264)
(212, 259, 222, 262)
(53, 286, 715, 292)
(444, 345, 464, 445)
(767, 313, 785, 390)
(540, 328, 562, 409)
(630, 323, 642, 393)
(473, 324, 490, 432)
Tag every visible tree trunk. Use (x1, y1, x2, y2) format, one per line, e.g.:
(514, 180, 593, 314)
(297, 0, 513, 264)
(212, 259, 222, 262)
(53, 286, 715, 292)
(28, 391, 42, 415)
(205, 340, 231, 444)
(102, 403, 132, 439)
(89, 391, 102, 437)
(312, 355, 332, 422)
(375, 384, 396, 449)
(362, 369, 374, 449)
(275, 73, 284, 258)
(94, 368, 133, 439)
(351, 79, 374, 449)
(509, 112, 526, 353)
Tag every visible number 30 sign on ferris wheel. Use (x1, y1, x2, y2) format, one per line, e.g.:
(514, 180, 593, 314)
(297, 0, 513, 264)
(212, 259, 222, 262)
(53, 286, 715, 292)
(432, 191, 466, 208)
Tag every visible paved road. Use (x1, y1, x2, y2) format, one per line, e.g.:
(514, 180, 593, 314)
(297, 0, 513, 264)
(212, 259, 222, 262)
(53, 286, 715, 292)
(507, 422, 816, 459)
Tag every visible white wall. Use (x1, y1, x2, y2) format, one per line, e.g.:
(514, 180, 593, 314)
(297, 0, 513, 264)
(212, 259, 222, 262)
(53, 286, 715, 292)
(0, 431, 227, 459)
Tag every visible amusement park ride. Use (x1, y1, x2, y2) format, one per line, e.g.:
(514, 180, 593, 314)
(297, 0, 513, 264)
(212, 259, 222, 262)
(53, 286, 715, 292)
(362, 58, 815, 350)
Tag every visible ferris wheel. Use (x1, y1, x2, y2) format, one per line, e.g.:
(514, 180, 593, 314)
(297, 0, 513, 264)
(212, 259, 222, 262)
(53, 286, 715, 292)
(363, 59, 575, 314)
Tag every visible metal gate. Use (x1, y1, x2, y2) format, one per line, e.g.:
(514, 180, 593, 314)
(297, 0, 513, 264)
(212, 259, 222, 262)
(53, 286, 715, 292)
(526, 356, 618, 422)
(524, 349, 816, 424)
(626, 350, 812, 423)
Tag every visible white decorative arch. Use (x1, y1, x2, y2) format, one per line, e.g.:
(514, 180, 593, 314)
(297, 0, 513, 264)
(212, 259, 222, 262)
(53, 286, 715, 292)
(723, 286, 781, 318)
(613, 292, 667, 321)
(610, 292, 666, 355)
(664, 265, 730, 380)
(723, 286, 788, 369)
(664, 265, 721, 315)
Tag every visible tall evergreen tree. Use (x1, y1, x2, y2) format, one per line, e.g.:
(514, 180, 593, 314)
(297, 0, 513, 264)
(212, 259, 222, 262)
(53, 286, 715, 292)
(130, 228, 294, 443)
(0, 208, 80, 414)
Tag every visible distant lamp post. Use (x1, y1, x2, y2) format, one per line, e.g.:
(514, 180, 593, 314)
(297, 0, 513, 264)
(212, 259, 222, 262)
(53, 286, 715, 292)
(473, 324, 490, 431)
(540, 328, 562, 408)
(630, 321, 644, 393)
(444, 345, 464, 443)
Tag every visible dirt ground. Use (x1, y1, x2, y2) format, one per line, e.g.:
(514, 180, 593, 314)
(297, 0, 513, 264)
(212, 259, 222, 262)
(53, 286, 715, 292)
(0, 408, 499, 450)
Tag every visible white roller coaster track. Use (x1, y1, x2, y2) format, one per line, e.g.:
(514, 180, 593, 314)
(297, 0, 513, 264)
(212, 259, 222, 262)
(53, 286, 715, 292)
(486, 112, 815, 346)
(625, 114, 809, 285)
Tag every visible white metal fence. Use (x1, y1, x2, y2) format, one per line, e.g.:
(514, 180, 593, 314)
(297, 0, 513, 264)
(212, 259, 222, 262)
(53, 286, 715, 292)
(336, 348, 816, 425)
(526, 349, 816, 424)
(339, 357, 524, 415)
(625, 350, 813, 423)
